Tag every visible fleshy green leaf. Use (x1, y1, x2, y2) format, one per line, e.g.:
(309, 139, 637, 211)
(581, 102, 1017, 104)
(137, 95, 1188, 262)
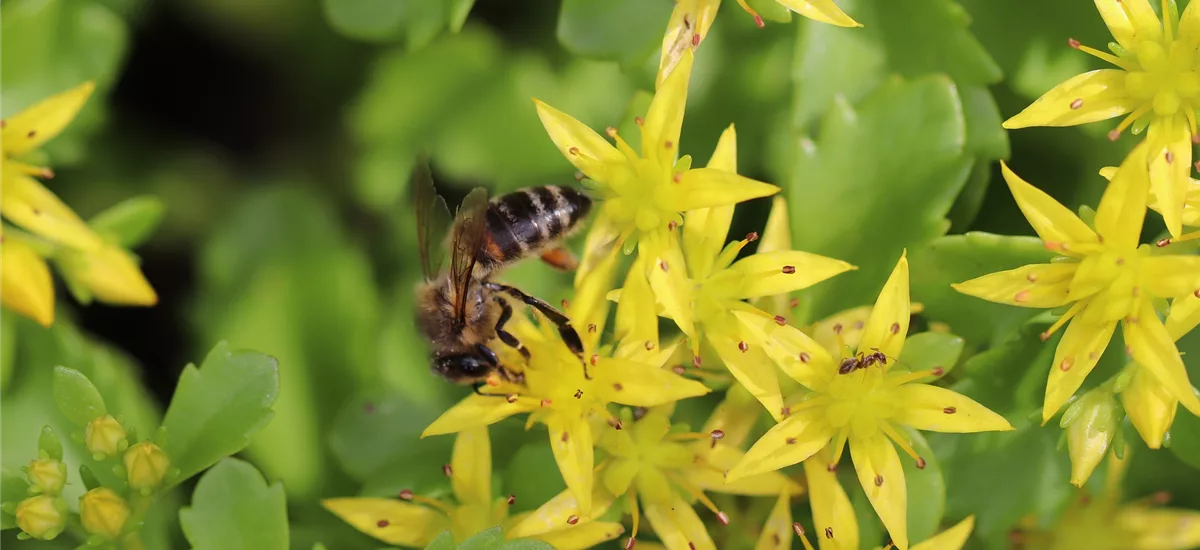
(455, 527, 554, 550)
(179, 458, 288, 550)
(1169, 410, 1200, 470)
(328, 392, 449, 482)
(897, 332, 965, 381)
(424, 531, 456, 550)
(902, 428, 946, 543)
(556, 0, 673, 66)
(0, 0, 127, 164)
(789, 76, 969, 319)
(51, 366, 106, 425)
(322, 0, 462, 46)
(910, 233, 1055, 348)
(503, 442, 568, 514)
(160, 342, 279, 487)
(88, 196, 167, 248)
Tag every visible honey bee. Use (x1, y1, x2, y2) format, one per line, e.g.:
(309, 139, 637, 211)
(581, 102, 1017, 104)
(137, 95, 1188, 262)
(412, 161, 591, 388)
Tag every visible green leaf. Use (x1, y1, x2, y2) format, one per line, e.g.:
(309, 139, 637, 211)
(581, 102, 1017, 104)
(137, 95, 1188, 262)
(328, 392, 448, 482)
(321, 0, 413, 42)
(424, 531, 456, 550)
(89, 196, 167, 248)
(910, 232, 1054, 348)
(160, 342, 279, 487)
(950, 319, 1056, 417)
(51, 366, 106, 425)
(897, 332, 965, 381)
(789, 75, 969, 319)
(1, 468, 31, 529)
(556, 0, 673, 66)
(0, 0, 128, 165)
(37, 426, 62, 461)
(1169, 410, 1200, 470)
(503, 442, 567, 514)
(179, 458, 288, 550)
(902, 429, 945, 543)
(452, 526, 553, 550)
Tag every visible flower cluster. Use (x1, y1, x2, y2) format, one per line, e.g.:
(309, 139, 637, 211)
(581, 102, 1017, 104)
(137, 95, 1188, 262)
(956, 0, 1200, 486)
(1, 82, 156, 327)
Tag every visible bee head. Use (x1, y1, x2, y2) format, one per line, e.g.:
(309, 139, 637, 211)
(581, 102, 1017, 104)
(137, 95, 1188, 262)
(434, 344, 499, 383)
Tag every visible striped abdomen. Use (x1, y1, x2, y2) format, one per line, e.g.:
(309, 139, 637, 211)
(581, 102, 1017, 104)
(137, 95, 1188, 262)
(479, 186, 591, 271)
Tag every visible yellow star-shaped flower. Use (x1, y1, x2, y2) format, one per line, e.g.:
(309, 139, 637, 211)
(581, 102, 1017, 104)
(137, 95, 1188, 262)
(324, 427, 624, 548)
(728, 252, 1012, 550)
(734, 0, 860, 28)
(952, 149, 1200, 424)
(1003, 0, 1200, 238)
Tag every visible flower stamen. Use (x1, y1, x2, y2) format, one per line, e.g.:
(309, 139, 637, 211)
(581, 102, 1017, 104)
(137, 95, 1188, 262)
(794, 522, 816, 550)
(1069, 38, 1134, 71)
(879, 421, 924, 467)
(397, 490, 456, 516)
(667, 472, 727, 525)
(1109, 104, 1153, 140)
(1040, 300, 1088, 341)
(625, 488, 641, 550)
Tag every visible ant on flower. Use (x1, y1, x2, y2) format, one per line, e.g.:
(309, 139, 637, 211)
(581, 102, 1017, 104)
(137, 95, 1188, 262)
(836, 348, 889, 375)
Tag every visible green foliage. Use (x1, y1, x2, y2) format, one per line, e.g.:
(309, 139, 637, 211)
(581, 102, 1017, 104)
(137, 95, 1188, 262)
(88, 196, 167, 248)
(557, 0, 673, 66)
(423, 527, 553, 550)
(903, 429, 946, 543)
(160, 342, 279, 487)
(179, 458, 289, 550)
(50, 367, 106, 426)
(323, 0, 475, 47)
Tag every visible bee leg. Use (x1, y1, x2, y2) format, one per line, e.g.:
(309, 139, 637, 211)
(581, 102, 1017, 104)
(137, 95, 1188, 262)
(485, 282, 584, 357)
(492, 296, 531, 360)
(539, 246, 579, 271)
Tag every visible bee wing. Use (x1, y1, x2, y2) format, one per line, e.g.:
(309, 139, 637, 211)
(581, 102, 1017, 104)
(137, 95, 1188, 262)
(413, 157, 452, 281)
(449, 186, 490, 324)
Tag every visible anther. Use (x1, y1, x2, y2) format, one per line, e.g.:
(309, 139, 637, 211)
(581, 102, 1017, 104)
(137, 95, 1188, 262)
(711, 430, 725, 448)
(1070, 98, 1083, 110)
(799, 352, 811, 363)
(746, 231, 759, 242)
(1108, 128, 1121, 141)
(716, 511, 729, 525)
(1027, 272, 1038, 282)
(1166, 151, 1176, 164)
(506, 394, 519, 403)
(944, 406, 957, 414)
(26, 130, 36, 138)
(0, 120, 5, 128)
(507, 494, 516, 505)
(786, 437, 797, 445)
(789, 298, 800, 309)
(1194, 134, 1200, 145)
(1014, 290, 1031, 303)
(609, 419, 624, 430)
(605, 127, 618, 137)
(1194, 289, 1200, 298)
(825, 527, 834, 539)
(540, 399, 552, 407)
(634, 117, 644, 126)
(890, 322, 901, 334)
(754, 14, 765, 27)
(567, 514, 580, 525)
(377, 519, 390, 527)
(688, 543, 696, 550)
(874, 474, 884, 486)
(644, 341, 655, 350)
(930, 367, 944, 376)
(574, 389, 583, 399)
(833, 323, 843, 334)
(916, 457, 927, 469)
(399, 489, 414, 500)
(562, 431, 570, 443)
(692, 33, 700, 46)
(1039, 331, 1052, 342)
(562, 299, 570, 309)
(1060, 357, 1075, 371)
(780, 406, 791, 417)
(588, 323, 597, 333)
(591, 354, 600, 366)
(673, 365, 686, 375)
(1153, 491, 1172, 504)
(854, 320, 865, 329)
(487, 376, 501, 386)
(793, 523, 805, 537)
(625, 537, 637, 550)
(774, 315, 787, 326)
(613, 382, 624, 391)
(574, 171, 585, 181)
(1068, 38, 1081, 49)
(782, 265, 796, 274)
(738, 341, 749, 352)
(672, 172, 682, 183)
(827, 462, 837, 472)
(664, 140, 674, 149)
(40, 169, 53, 179)
(668, 221, 678, 231)
(568, 146, 580, 155)
(660, 260, 669, 272)
(443, 464, 453, 477)
(1158, 237, 1172, 247)
(693, 355, 702, 368)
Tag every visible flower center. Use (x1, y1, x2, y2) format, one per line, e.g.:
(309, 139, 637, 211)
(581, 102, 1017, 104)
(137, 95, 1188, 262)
(1123, 39, 1200, 116)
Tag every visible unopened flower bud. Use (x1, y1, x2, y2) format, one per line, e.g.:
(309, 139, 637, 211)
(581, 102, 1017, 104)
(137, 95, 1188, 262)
(25, 458, 66, 495)
(15, 495, 67, 540)
(1067, 389, 1118, 487)
(85, 415, 128, 460)
(79, 488, 131, 540)
(123, 441, 169, 494)
(1121, 366, 1177, 449)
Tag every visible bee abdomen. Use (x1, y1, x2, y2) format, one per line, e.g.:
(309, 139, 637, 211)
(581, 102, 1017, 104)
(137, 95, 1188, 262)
(481, 186, 591, 268)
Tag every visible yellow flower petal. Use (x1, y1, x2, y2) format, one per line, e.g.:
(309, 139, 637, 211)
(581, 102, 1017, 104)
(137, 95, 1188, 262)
(849, 434, 908, 550)
(1117, 507, 1200, 549)
(1042, 319, 1119, 424)
(546, 414, 595, 515)
(422, 395, 536, 438)
(683, 124, 738, 281)
(730, 250, 855, 300)
(572, 243, 621, 351)
(1181, 1, 1200, 46)
(709, 326, 786, 421)
(532, 99, 624, 182)
(614, 256, 658, 348)
(658, 0, 718, 86)
(890, 384, 1014, 433)
(1094, 142, 1151, 247)
(1002, 70, 1132, 129)
(642, 50, 693, 168)
(60, 244, 157, 305)
(450, 427, 492, 506)
(1166, 291, 1200, 340)
(597, 357, 711, 407)
(860, 252, 910, 363)
(1123, 301, 1200, 415)
(1, 236, 55, 326)
(803, 451, 859, 550)
(734, 309, 836, 390)
(1142, 256, 1200, 298)
(322, 497, 449, 547)
(727, 407, 834, 482)
(507, 486, 615, 539)
(2, 82, 95, 157)
(1099, 0, 1161, 49)
(642, 490, 716, 550)
(531, 522, 626, 550)
(1000, 162, 1098, 249)
(910, 516, 974, 550)
(950, 262, 1075, 309)
(644, 234, 697, 344)
(700, 382, 762, 449)
(668, 168, 780, 212)
(1122, 365, 1177, 449)
(777, 0, 862, 27)
(753, 492, 794, 550)
(688, 444, 801, 496)
(1, 172, 102, 251)
(1146, 117, 1190, 238)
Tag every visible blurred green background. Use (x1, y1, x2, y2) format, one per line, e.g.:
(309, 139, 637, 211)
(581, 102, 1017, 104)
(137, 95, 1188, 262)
(3, 0, 1200, 548)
